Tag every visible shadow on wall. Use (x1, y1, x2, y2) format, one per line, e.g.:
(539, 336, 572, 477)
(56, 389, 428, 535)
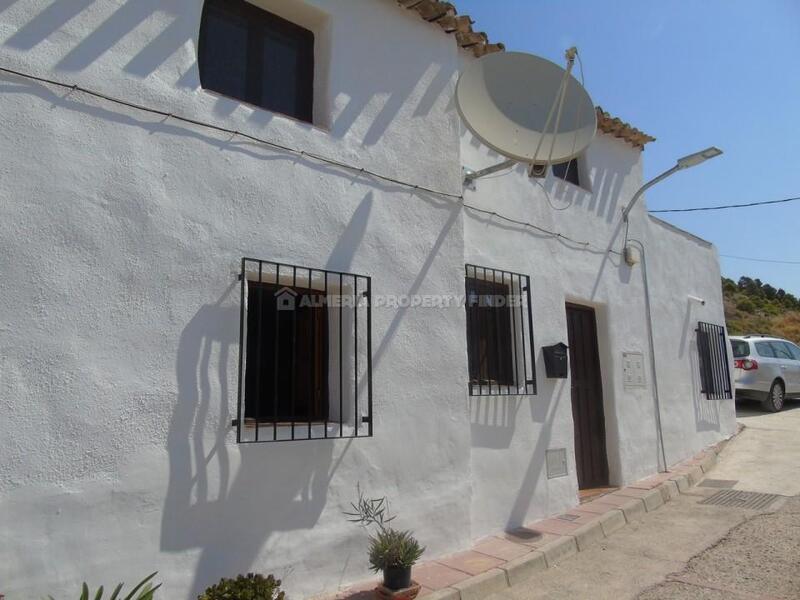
(2, 0, 454, 145)
(470, 396, 524, 450)
(160, 190, 379, 595)
(689, 338, 721, 432)
(679, 299, 721, 432)
(504, 376, 565, 530)
(160, 283, 339, 597)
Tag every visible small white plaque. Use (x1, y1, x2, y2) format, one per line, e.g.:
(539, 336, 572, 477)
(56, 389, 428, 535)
(623, 351, 646, 387)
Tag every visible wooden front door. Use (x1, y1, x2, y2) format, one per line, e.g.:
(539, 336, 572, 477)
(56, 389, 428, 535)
(565, 303, 609, 489)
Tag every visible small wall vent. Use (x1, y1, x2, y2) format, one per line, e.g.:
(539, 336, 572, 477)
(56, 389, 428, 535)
(546, 448, 568, 479)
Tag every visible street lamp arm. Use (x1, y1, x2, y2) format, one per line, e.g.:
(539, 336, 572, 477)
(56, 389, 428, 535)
(622, 164, 681, 222)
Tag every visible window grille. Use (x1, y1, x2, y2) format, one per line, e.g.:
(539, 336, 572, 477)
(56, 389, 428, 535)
(199, 0, 315, 123)
(235, 258, 372, 442)
(696, 321, 732, 400)
(465, 264, 536, 396)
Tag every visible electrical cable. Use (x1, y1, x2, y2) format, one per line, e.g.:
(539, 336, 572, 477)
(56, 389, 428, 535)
(0, 64, 619, 257)
(651, 195, 800, 213)
(0, 65, 464, 200)
(720, 254, 800, 265)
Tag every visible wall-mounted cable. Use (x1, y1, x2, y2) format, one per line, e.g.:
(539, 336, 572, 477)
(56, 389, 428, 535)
(0, 64, 619, 257)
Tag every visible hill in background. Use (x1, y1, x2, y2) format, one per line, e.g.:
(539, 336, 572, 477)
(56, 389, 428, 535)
(723, 276, 800, 343)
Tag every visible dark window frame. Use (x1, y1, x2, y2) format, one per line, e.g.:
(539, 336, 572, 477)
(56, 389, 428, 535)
(696, 321, 733, 400)
(235, 258, 373, 442)
(199, 0, 315, 123)
(465, 264, 536, 396)
(552, 158, 581, 187)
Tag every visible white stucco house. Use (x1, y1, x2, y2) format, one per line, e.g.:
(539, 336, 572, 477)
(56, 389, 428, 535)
(0, 1, 736, 598)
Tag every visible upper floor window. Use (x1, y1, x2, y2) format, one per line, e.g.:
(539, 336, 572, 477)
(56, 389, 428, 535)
(552, 158, 580, 187)
(199, 0, 314, 123)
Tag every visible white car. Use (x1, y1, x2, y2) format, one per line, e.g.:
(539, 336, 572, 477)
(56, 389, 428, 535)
(730, 335, 800, 412)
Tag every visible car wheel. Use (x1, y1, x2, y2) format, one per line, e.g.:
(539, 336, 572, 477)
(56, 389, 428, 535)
(761, 380, 785, 413)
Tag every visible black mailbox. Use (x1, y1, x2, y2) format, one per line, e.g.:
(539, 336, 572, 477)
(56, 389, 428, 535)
(543, 342, 569, 378)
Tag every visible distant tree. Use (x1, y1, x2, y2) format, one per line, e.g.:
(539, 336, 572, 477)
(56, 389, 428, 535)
(722, 277, 737, 294)
(762, 284, 777, 300)
(737, 276, 753, 291)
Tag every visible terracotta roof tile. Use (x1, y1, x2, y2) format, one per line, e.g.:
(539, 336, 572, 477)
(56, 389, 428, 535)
(595, 106, 656, 148)
(397, 0, 504, 58)
(396, 1, 655, 148)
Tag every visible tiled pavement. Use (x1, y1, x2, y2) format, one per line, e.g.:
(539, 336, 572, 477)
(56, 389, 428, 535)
(317, 436, 733, 600)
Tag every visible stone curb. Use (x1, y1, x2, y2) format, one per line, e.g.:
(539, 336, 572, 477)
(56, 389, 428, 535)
(500, 550, 547, 587)
(641, 488, 665, 512)
(540, 535, 578, 567)
(619, 498, 647, 522)
(425, 444, 726, 599)
(326, 438, 735, 600)
(451, 568, 508, 600)
(421, 588, 459, 600)
(597, 509, 626, 536)
(572, 520, 606, 551)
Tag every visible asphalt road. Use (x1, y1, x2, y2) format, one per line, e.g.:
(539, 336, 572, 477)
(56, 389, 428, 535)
(487, 400, 800, 600)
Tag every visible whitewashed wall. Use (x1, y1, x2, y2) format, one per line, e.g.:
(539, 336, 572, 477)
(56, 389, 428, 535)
(0, 1, 471, 598)
(0, 1, 736, 598)
(461, 126, 737, 540)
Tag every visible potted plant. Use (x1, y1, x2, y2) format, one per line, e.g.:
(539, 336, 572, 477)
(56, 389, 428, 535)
(368, 527, 424, 590)
(345, 489, 425, 593)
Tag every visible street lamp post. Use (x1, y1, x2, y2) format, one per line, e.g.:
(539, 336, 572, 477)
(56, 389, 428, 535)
(621, 145, 722, 472)
(622, 146, 723, 222)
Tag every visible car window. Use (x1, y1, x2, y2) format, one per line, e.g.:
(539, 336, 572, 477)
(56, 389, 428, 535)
(770, 342, 793, 360)
(731, 340, 750, 358)
(755, 341, 775, 358)
(785, 343, 800, 361)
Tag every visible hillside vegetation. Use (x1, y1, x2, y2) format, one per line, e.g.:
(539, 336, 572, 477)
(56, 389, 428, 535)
(723, 276, 800, 343)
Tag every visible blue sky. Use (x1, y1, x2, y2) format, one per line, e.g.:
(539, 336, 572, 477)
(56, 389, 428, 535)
(456, 0, 800, 295)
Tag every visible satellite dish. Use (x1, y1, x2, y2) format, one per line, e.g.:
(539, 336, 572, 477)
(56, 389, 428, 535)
(456, 51, 596, 165)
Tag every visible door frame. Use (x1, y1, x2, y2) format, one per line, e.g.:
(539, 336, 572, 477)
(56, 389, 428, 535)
(565, 302, 610, 490)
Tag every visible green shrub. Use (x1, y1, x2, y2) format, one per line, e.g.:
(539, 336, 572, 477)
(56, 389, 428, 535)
(198, 573, 285, 600)
(736, 298, 756, 312)
(47, 572, 160, 600)
(367, 528, 425, 572)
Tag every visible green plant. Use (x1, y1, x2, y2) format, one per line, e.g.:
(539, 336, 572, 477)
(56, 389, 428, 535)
(367, 528, 425, 572)
(47, 572, 160, 600)
(197, 573, 285, 600)
(344, 486, 425, 572)
(343, 486, 396, 529)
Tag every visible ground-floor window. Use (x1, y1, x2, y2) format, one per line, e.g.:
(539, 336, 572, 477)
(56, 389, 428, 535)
(465, 264, 536, 396)
(235, 258, 373, 441)
(697, 321, 733, 399)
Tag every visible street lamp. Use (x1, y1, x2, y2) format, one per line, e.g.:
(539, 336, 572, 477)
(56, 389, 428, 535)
(621, 146, 723, 222)
(620, 145, 722, 473)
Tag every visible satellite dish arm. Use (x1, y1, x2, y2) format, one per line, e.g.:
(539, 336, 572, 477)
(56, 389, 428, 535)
(463, 47, 581, 186)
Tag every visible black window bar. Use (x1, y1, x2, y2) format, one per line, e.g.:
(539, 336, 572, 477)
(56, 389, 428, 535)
(696, 321, 732, 400)
(234, 257, 373, 442)
(465, 264, 537, 396)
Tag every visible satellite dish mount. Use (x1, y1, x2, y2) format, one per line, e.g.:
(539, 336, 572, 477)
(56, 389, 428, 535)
(458, 47, 595, 186)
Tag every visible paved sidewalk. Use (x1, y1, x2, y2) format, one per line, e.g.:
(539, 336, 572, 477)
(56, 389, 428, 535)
(486, 402, 800, 600)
